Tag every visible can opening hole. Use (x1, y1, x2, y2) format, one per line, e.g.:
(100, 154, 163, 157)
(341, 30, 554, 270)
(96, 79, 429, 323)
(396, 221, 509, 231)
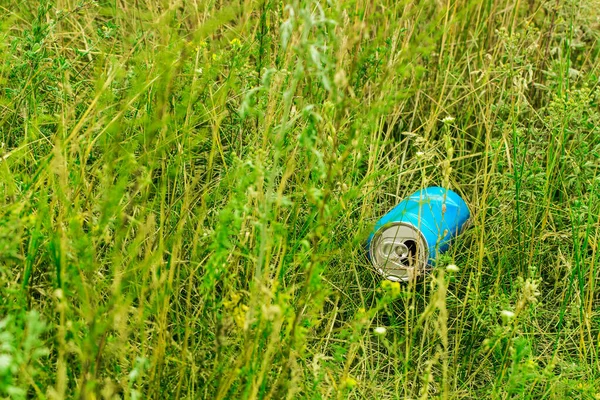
(404, 239, 417, 262)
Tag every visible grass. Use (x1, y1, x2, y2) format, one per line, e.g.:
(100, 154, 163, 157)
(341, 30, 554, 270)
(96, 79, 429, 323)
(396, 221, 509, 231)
(0, 0, 600, 398)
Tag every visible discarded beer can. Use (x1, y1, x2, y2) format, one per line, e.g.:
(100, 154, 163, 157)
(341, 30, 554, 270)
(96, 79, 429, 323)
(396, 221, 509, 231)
(367, 187, 470, 282)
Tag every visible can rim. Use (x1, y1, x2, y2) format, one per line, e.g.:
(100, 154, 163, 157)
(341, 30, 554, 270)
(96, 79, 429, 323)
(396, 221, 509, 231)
(369, 221, 430, 282)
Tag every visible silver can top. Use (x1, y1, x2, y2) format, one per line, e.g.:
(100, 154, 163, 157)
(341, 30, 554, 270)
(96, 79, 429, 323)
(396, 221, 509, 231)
(369, 222, 429, 281)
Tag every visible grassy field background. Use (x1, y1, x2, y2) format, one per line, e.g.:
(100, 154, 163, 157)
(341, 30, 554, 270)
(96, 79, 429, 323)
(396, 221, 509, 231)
(1, 0, 600, 398)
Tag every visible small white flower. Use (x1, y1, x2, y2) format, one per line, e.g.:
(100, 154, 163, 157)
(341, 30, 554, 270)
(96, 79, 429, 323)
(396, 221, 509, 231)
(262, 304, 281, 320)
(442, 116, 455, 123)
(0, 354, 12, 371)
(501, 310, 515, 321)
(446, 264, 459, 273)
(416, 151, 425, 158)
(373, 326, 387, 336)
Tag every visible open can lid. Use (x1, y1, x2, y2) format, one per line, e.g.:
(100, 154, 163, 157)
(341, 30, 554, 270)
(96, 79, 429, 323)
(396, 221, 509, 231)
(369, 222, 429, 282)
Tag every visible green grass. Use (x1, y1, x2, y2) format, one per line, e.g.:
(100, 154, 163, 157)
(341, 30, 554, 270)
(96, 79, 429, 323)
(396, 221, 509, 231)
(1, 0, 600, 398)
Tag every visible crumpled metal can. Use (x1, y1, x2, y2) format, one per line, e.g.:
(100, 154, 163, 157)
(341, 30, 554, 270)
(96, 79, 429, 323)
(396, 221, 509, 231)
(367, 187, 471, 281)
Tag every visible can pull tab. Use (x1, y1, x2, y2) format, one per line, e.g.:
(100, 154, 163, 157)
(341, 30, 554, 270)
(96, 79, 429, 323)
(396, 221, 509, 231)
(378, 238, 414, 265)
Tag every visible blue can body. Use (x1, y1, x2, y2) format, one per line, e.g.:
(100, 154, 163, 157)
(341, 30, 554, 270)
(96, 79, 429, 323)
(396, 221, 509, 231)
(367, 187, 470, 280)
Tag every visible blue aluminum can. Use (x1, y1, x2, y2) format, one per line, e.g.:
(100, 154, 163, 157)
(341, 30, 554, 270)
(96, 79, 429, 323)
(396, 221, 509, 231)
(367, 187, 470, 281)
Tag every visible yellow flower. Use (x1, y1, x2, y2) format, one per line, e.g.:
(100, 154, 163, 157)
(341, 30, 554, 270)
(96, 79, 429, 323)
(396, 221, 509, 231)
(342, 377, 357, 388)
(233, 304, 249, 329)
(224, 292, 248, 330)
(195, 41, 208, 52)
(223, 292, 241, 310)
(381, 280, 400, 297)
